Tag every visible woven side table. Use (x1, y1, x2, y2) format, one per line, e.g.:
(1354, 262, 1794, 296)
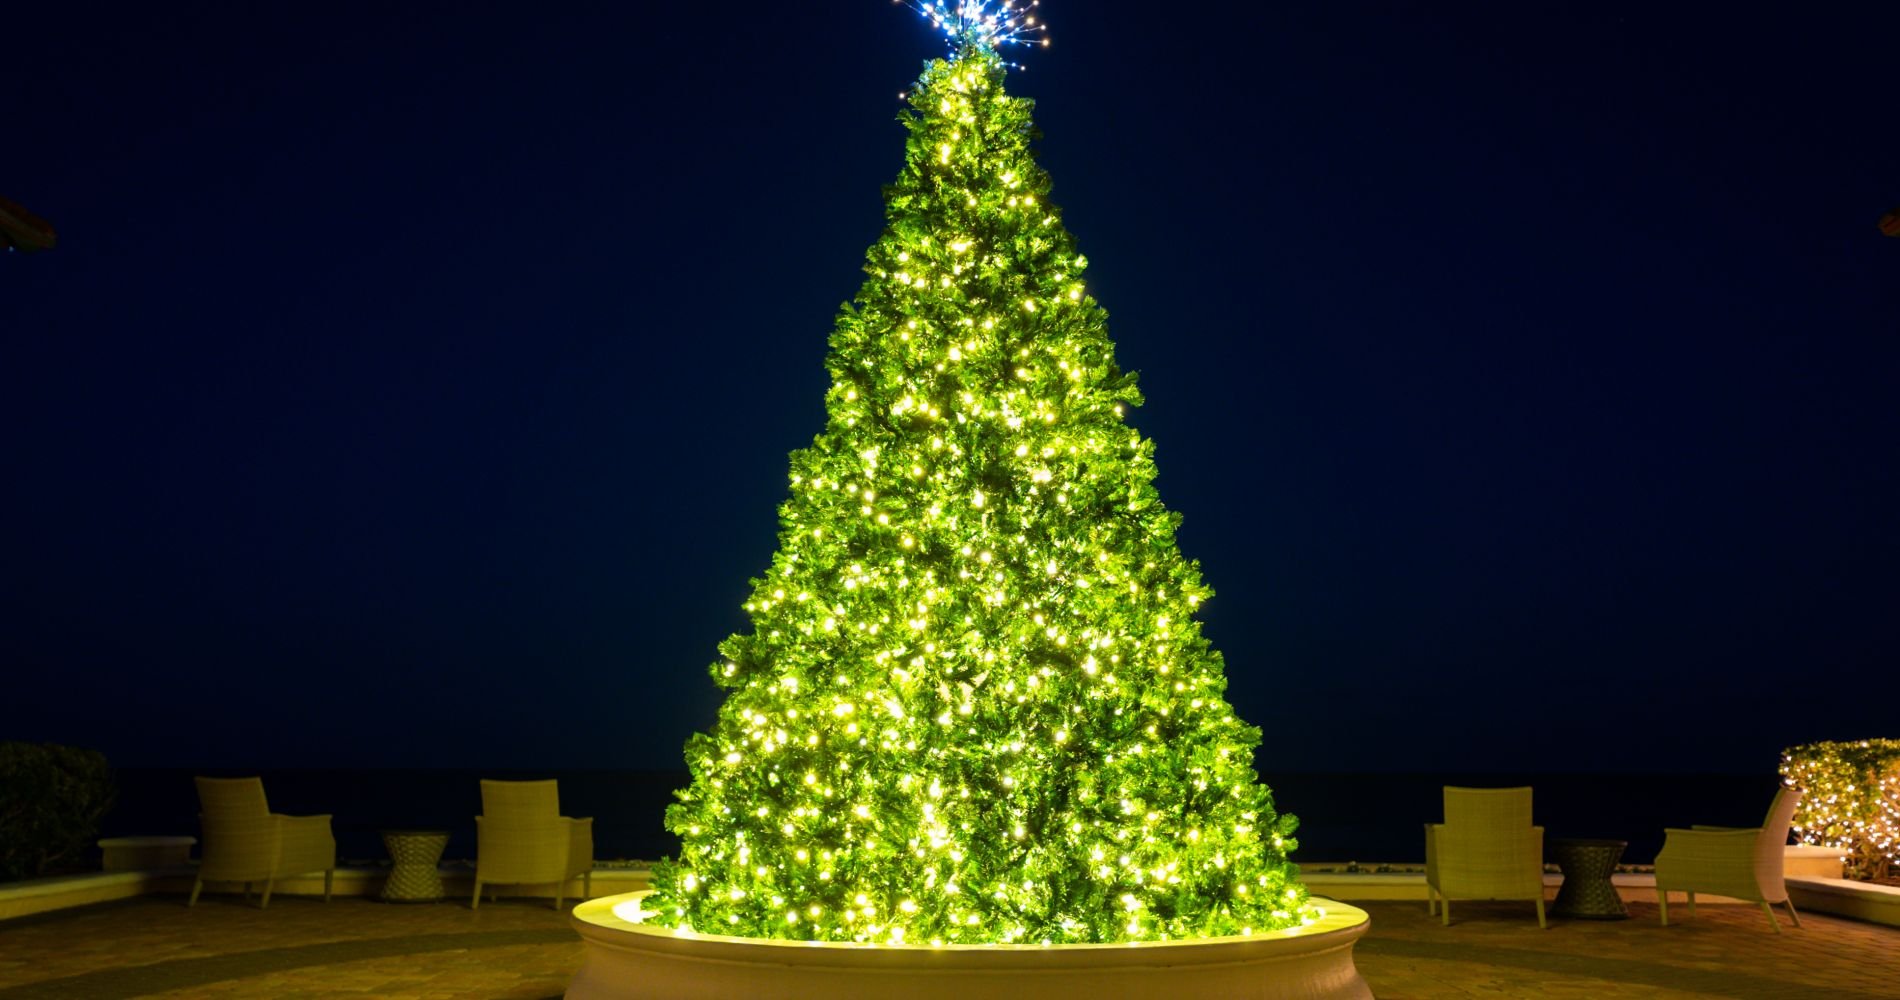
(380, 829, 449, 903)
(1549, 837, 1628, 920)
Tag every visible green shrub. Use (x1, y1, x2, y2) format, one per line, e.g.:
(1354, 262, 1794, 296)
(1781, 739, 1900, 881)
(0, 743, 116, 881)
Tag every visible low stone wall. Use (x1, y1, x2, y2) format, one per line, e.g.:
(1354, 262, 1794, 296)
(1786, 876, 1900, 927)
(7, 861, 1895, 930)
(0, 866, 651, 922)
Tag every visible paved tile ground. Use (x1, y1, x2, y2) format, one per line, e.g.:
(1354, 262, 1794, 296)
(0, 894, 1895, 998)
(1355, 899, 1900, 998)
(0, 896, 576, 1000)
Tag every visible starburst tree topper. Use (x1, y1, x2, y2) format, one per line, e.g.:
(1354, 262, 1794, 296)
(900, 0, 1048, 52)
(642, 6, 1311, 946)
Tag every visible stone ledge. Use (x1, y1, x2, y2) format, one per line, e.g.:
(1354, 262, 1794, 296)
(7, 865, 1894, 929)
(1784, 844, 1848, 878)
(0, 866, 652, 923)
(0, 870, 176, 921)
(1304, 867, 1900, 928)
(1787, 875, 1900, 929)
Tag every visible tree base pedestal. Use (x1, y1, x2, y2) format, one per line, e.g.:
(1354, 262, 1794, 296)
(567, 891, 1372, 1000)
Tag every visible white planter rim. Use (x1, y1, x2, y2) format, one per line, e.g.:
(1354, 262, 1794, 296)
(572, 891, 1370, 971)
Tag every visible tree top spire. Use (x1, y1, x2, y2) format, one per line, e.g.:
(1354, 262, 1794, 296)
(899, 0, 1048, 56)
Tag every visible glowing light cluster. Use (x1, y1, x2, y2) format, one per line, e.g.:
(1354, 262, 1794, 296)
(645, 44, 1308, 946)
(899, 0, 1049, 53)
(1782, 739, 1900, 882)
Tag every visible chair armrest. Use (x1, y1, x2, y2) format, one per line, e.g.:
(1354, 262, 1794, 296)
(1664, 827, 1758, 839)
(272, 813, 336, 873)
(274, 813, 333, 833)
(1655, 825, 1771, 899)
(565, 816, 595, 879)
(1691, 825, 1750, 832)
(1658, 826, 1761, 865)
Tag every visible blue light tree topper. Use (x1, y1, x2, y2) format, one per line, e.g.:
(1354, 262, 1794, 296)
(899, 0, 1048, 52)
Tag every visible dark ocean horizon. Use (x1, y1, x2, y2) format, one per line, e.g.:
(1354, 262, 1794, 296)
(101, 768, 1781, 869)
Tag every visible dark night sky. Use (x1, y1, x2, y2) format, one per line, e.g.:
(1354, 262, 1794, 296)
(5, 2, 1895, 774)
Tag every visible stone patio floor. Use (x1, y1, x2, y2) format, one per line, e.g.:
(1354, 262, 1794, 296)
(0, 894, 1896, 999)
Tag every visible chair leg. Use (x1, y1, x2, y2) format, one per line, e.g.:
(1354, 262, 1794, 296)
(1535, 897, 1547, 929)
(1686, 892, 1696, 918)
(1441, 897, 1451, 927)
(188, 877, 203, 908)
(471, 880, 482, 910)
(555, 880, 566, 912)
(1426, 886, 1436, 916)
(260, 877, 274, 910)
(323, 870, 333, 903)
(1658, 890, 1669, 926)
(1759, 901, 1780, 933)
(1782, 898, 1802, 928)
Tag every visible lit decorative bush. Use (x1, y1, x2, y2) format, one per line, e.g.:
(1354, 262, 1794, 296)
(644, 36, 1311, 945)
(0, 742, 116, 882)
(1781, 739, 1900, 881)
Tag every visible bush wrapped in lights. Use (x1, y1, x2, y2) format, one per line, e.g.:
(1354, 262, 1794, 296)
(1781, 739, 1900, 881)
(645, 39, 1311, 946)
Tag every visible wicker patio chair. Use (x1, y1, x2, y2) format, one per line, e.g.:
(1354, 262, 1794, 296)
(1655, 785, 1803, 932)
(472, 778, 593, 910)
(1424, 785, 1546, 928)
(188, 776, 335, 909)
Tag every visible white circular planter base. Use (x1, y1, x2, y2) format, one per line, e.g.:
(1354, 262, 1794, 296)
(568, 891, 1372, 1000)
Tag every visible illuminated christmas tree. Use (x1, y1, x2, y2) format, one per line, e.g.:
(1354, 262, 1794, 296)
(646, 3, 1312, 945)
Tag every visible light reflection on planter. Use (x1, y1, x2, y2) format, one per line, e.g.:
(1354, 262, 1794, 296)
(568, 891, 1373, 1000)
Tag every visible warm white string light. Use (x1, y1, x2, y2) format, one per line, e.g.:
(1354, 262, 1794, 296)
(898, 0, 1049, 53)
(1783, 739, 1900, 881)
(647, 27, 1311, 948)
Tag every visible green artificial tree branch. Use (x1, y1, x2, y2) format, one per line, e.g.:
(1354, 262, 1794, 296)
(647, 47, 1311, 945)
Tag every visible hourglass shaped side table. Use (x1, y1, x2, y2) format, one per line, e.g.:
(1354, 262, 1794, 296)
(1548, 837, 1629, 919)
(380, 829, 449, 903)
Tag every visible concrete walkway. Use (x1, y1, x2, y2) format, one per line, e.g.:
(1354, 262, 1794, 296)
(0, 895, 1895, 998)
(1355, 898, 1899, 998)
